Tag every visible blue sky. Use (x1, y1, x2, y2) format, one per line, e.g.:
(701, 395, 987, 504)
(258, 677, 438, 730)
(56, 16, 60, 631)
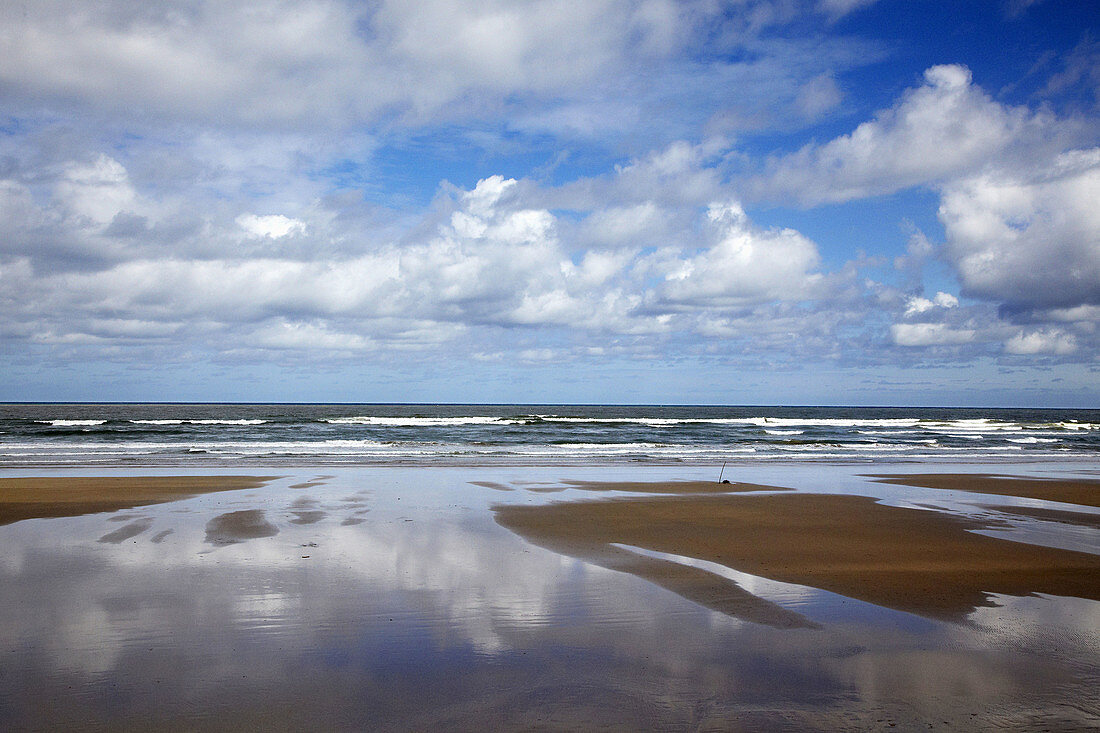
(1, 0, 1097, 406)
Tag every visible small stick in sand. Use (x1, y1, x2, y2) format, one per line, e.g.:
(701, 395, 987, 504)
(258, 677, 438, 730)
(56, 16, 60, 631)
(718, 462, 729, 484)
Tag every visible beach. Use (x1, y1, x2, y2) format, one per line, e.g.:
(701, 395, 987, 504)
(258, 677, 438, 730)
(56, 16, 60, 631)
(0, 475, 277, 526)
(7, 0, 1099, 728)
(0, 462, 1097, 730)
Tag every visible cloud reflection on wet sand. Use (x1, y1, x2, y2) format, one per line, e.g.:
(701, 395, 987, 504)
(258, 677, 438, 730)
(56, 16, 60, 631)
(0, 467, 1096, 730)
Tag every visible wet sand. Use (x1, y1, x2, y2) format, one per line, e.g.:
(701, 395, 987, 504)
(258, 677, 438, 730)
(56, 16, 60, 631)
(204, 508, 280, 545)
(0, 475, 277, 525)
(976, 503, 1100, 529)
(542, 479, 792, 494)
(494, 484, 1100, 623)
(867, 473, 1100, 507)
(473, 479, 792, 494)
(1, 467, 1097, 730)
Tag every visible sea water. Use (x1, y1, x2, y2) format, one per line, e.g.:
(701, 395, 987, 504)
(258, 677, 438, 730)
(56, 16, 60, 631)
(2, 403, 1098, 466)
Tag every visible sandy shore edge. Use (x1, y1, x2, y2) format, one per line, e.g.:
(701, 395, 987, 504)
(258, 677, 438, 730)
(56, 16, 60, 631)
(866, 473, 1100, 507)
(0, 475, 279, 525)
(494, 478, 1100, 624)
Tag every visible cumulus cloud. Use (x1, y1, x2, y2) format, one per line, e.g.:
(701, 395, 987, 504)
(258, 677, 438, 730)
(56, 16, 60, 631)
(891, 323, 976, 347)
(1036, 304, 1100, 323)
(54, 155, 139, 225)
(1, 4, 1096, 390)
(1004, 328, 1077, 355)
(7, 138, 1093, 372)
(658, 202, 823, 307)
(237, 214, 306, 239)
(940, 148, 1100, 309)
(0, 0, 865, 137)
(0, 159, 843, 358)
(577, 202, 666, 249)
(755, 64, 1064, 205)
(904, 292, 959, 316)
(593, 139, 727, 207)
(750, 61, 1099, 354)
(249, 321, 373, 351)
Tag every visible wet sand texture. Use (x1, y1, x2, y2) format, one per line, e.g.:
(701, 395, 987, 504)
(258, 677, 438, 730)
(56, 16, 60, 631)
(0, 476, 277, 526)
(204, 509, 279, 545)
(98, 518, 155, 544)
(289, 510, 327, 525)
(494, 491, 1100, 623)
(470, 481, 513, 492)
(535, 479, 793, 494)
(473, 479, 793, 495)
(976, 504, 1100, 530)
(868, 473, 1100, 508)
(287, 496, 327, 525)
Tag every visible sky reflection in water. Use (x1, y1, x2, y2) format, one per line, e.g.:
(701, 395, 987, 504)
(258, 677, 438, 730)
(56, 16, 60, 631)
(0, 466, 1097, 730)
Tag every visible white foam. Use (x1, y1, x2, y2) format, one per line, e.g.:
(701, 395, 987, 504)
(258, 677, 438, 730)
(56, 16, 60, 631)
(325, 416, 516, 426)
(35, 419, 107, 427)
(130, 419, 268, 425)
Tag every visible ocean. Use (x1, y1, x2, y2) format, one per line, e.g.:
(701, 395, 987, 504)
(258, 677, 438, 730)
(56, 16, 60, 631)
(2, 403, 1097, 467)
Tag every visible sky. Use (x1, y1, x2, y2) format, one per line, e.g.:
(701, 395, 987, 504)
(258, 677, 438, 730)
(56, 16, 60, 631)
(0, 0, 1098, 406)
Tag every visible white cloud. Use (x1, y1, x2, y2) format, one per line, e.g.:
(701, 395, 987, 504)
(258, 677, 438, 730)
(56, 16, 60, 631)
(608, 140, 726, 206)
(903, 297, 932, 316)
(0, 0, 786, 133)
(659, 202, 823, 307)
(54, 155, 138, 225)
(1036, 304, 1100, 323)
(752, 60, 1099, 328)
(816, 0, 879, 20)
(891, 323, 976, 347)
(1004, 329, 1077, 355)
(0, 2, 371, 125)
(1, 166, 843, 354)
(796, 73, 843, 119)
(904, 292, 959, 316)
(940, 148, 1100, 309)
(0, 0, 883, 151)
(237, 214, 306, 239)
(933, 292, 960, 309)
(518, 348, 558, 362)
(756, 64, 1059, 205)
(249, 321, 372, 351)
(578, 202, 664, 248)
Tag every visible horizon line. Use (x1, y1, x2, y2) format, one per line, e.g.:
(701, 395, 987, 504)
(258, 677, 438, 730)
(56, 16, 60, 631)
(0, 402, 1095, 410)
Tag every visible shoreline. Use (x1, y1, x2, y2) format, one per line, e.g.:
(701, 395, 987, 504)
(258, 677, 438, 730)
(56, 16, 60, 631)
(866, 472, 1100, 507)
(491, 474, 1100, 623)
(2, 454, 1098, 470)
(3, 469, 1097, 621)
(0, 465, 1097, 729)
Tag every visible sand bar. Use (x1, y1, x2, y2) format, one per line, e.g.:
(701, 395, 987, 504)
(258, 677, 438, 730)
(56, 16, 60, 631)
(494, 488, 1100, 623)
(0, 475, 277, 526)
(976, 503, 1100, 529)
(867, 473, 1100, 507)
